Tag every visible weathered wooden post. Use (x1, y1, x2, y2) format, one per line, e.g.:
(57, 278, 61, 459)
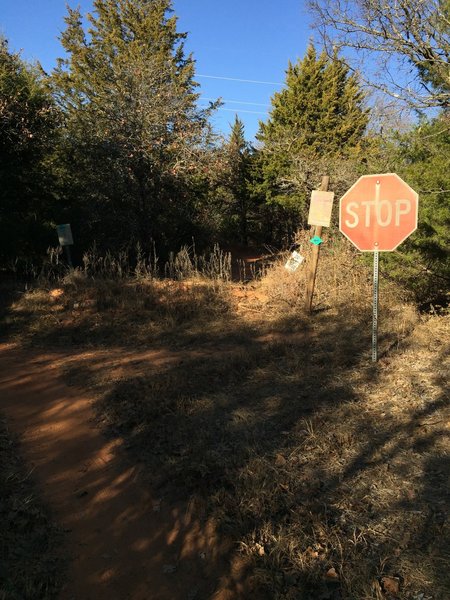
(305, 176, 333, 312)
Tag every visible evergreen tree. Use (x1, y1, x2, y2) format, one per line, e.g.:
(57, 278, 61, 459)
(386, 115, 450, 300)
(0, 38, 58, 265)
(223, 116, 252, 244)
(256, 44, 368, 228)
(51, 0, 215, 252)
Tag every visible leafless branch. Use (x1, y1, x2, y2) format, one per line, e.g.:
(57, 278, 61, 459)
(308, 0, 450, 109)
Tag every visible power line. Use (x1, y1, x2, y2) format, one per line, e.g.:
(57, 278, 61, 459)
(201, 96, 270, 107)
(215, 107, 268, 115)
(197, 74, 284, 86)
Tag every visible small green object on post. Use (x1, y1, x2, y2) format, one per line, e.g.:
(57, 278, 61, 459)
(310, 236, 323, 245)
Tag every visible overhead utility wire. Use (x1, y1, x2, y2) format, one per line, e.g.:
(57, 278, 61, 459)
(197, 74, 284, 86)
(199, 99, 268, 115)
(215, 107, 268, 115)
(201, 97, 270, 107)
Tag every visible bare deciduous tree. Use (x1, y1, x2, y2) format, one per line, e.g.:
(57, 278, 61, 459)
(308, 0, 450, 109)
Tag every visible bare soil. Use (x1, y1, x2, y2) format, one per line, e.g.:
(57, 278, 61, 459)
(0, 343, 253, 600)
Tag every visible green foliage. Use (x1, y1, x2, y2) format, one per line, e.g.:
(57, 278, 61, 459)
(255, 44, 369, 231)
(386, 115, 450, 301)
(259, 46, 367, 157)
(0, 38, 58, 266)
(50, 0, 216, 253)
(415, 0, 450, 103)
(219, 116, 254, 244)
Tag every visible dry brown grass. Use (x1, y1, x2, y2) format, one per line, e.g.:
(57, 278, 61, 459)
(4, 274, 236, 349)
(1, 239, 448, 599)
(236, 233, 417, 356)
(229, 313, 449, 599)
(259, 231, 411, 315)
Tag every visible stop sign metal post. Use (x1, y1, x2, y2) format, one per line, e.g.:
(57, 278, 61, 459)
(340, 174, 418, 361)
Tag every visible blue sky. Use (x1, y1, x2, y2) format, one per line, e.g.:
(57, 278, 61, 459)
(0, 0, 313, 140)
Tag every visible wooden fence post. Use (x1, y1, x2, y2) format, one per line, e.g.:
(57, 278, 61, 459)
(305, 175, 329, 312)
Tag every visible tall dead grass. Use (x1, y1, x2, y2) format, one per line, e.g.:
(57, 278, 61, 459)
(38, 242, 232, 284)
(259, 230, 371, 314)
(2, 243, 237, 347)
(248, 231, 418, 355)
(4, 232, 420, 355)
(3, 233, 446, 600)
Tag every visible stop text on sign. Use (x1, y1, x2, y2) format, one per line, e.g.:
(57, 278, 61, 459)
(339, 174, 418, 252)
(343, 198, 412, 228)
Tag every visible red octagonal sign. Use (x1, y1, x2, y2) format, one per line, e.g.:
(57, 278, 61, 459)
(340, 173, 418, 251)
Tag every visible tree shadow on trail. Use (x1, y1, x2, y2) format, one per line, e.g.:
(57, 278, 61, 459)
(64, 305, 371, 485)
(54, 302, 394, 598)
(3, 276, 448, 598)
(59, 304, 450, 598)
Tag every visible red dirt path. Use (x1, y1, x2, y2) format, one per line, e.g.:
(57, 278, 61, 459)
(0, 343, 252, 600)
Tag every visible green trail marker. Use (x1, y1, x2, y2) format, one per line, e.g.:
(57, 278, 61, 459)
(310, 236, 323, 245)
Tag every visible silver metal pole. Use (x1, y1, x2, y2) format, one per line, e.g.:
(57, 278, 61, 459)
(372, 249, 379, 362)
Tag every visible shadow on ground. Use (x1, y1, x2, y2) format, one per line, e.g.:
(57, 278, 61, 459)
(0, 279, 448, 599)
(0, 415, 65, 599)
(59, 297, 449, 599)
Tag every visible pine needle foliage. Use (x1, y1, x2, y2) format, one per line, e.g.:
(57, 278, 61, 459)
(256, 44, 369, 220)
(0, 38, 58, 264)
(383, 114, 450, 301)
(222, 116, 253, 244)
(50, 0, 216, 252)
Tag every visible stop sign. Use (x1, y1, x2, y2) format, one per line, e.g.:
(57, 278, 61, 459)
(340, 173, 418, 251)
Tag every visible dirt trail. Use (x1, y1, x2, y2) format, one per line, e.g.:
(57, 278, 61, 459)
(0, 344, 250, 600)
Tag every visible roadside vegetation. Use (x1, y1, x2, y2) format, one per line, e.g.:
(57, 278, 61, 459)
(1, 1, 448, 305)
(1, 0, 449, 598)
(1, 239, 448, 599)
